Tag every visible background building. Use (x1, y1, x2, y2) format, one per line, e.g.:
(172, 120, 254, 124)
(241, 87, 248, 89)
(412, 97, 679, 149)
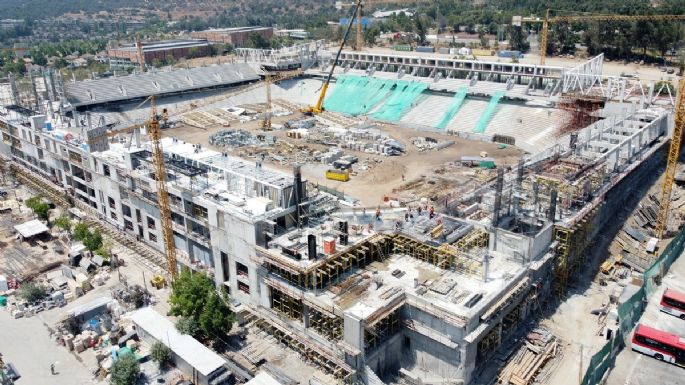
(190, 27, 274, 47)
(107, 39, 211, 69)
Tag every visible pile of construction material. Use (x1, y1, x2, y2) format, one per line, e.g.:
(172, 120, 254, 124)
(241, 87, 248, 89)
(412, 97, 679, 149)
(411, 136, 455, 152)
(497, 328, 560, 385)
(209, 129, 262, 148)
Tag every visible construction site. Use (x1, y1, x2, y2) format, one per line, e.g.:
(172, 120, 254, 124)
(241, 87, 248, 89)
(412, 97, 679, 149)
(1, 7, 684, 385)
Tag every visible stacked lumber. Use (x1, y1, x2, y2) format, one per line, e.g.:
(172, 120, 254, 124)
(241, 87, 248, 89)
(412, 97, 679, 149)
(497, 328, 559, 385)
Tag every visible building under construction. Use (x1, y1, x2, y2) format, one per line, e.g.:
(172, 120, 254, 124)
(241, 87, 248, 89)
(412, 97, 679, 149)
(0, 50, 676, 384)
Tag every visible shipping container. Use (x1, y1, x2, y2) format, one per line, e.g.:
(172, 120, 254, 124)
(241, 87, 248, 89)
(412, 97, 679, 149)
(326, 169, 350, 182)
(415, 46, 435, 53)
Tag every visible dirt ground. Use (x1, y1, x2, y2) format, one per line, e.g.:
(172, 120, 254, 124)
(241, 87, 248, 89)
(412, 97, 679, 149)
(163, 110, 523, 206)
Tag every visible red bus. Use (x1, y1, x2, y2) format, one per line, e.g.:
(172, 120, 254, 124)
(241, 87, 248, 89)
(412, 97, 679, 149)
(631, 324, 685, 365)
(661, 288, 685, 320)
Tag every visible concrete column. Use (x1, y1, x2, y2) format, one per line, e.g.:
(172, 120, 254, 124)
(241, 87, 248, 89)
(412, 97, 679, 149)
(302, 305, 310, 328)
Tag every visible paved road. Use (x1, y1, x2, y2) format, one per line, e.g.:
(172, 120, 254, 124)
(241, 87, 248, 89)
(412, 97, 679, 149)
(0, 309, 98, 385)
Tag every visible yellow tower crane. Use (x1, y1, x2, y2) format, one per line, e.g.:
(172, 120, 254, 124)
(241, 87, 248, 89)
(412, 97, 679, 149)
(262, 70, 273, 130)
(524, 11, 685, 237)
(530, 11, 685, 66)
(88, 96, 178, 278)
(656, 76, 685, 238)
(135, 35, 146, 72)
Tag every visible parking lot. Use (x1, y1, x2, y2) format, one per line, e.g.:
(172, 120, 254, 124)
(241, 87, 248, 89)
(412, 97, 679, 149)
(605, 248, 685, 385)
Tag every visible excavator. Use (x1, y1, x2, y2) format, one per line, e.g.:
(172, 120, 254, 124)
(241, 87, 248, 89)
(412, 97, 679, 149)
(301, 0, 362, 115)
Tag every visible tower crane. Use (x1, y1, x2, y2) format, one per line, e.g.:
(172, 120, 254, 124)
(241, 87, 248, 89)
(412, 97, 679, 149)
(135, 35, 146, 73)
(262, 70, 273, 130)
(656, 76, 685, 238)
(522, 10, 685, 66)
(520, 11, 685, 237)
(261, 69, 303, 129)
(88, 96, 178, 278)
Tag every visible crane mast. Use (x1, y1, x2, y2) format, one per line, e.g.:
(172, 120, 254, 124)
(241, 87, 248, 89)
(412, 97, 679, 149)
(656, 77, 685, 237)
(148, 96, 177, 278)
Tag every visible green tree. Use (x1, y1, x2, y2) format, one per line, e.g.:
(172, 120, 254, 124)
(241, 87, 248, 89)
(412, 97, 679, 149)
(150, 341, 172, 367)
(83, 229, 103, 253)
(20, 282, 46, 302)
(25, 196, 50, 221)
(169, 268, 233, 342)
(415, 13, 427, 45)
(507, 26, 529, 53)
(74, 222, 90, 241)
(175, 316, 199, 336)
(110, 353, 140, 385)
(244, 32, 271, 49)
(199, 290, 234, 341)
(53, 214, 72, 235)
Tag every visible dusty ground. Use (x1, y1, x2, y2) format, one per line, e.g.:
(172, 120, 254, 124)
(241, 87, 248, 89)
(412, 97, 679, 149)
(0, 185, 68, 278)
(163, 110, 523, 206)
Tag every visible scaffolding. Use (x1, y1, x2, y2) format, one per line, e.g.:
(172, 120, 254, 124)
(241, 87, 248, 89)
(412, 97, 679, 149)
(250, 309, 354, 382)
(553, 204, 602, 296)
(271, 287, 303, 321)
(310, 307, 344, 342)
(364, 308, 401, 354)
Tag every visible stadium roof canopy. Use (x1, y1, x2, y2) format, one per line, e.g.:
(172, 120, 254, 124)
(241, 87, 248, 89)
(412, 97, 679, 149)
(66, 62, 259, 108)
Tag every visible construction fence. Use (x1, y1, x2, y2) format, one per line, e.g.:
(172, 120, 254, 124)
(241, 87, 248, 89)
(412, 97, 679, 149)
(580, 224, 685, 385)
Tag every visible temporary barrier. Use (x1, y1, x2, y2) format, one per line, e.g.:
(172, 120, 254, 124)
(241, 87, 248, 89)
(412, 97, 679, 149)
(580, 224, 685, 385)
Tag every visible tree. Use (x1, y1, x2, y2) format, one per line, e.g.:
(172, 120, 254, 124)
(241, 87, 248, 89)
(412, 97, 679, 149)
(176, 316, 199, 336)
(507, 26, 529, 53)
(150, 341, 172, 367)
(169, 268, 233, 342)
(198, 290, 234, 341)
(20, 282, 46, 302)
(74, 222, 90, 241)
(83, 229, 103, 253)
(110, 354, 140, 385)
(53, 214, 72, 235)
(25, 196, 50, 221)
(244, 32, 271, 49)
(414, 13, 427, 45)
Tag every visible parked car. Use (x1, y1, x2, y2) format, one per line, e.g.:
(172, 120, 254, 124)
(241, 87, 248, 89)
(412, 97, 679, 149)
(667, 68, 675, 74)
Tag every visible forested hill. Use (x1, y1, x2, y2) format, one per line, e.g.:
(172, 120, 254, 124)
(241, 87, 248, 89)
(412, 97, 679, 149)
(2, 0, 684, 26)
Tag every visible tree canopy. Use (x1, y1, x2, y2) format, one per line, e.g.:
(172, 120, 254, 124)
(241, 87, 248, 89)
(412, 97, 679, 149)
(169, 268, 234, 343)
(110, 353, 140, 385)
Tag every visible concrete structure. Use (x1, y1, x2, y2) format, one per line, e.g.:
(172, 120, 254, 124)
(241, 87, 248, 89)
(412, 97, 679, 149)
(131, 307, 231, 385)
(107, 39, 211, 70)
(0, 51, 676, 385)
(191, 27, 274, 48)
(236, 40, 325, 70)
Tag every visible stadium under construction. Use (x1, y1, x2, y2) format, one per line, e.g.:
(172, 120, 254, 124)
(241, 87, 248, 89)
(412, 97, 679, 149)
(0, 46, 677, 385)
